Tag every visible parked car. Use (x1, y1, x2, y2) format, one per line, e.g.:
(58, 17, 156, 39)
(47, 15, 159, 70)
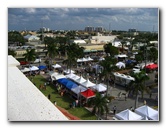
(132, 65, 141, 73)
(34, 58, 41, 63)
(20, 61, 29, 65)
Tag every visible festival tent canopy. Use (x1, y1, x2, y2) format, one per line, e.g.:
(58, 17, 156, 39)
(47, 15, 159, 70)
(81, 79, 96, 88)
(87, 56, 93, 61)
(20, 67, 30, 73)
(116, 62, 126, 69)
(51, 72, 66, 81)
(145, 64, 158, 70)
(115, 109, 143, 120)
(63, 69, 75, 74)
(126, 60, 136, 65)
(57, 78, 79, 90)
(92, 83, 107, 92)
(135, 105, 159, 120)
(38, 65, 47, 70)
(75, 76, 86, 84)
(65, 81, 78, 90)
(71, 86, 87, 95)
(65, 73, 80, 80)
(80, 89, 95, 99)
(29, 66, 39, 71)
(77, 57, 88, 62)
(57, 78, 69, 86)
(52, 64, 61, 69)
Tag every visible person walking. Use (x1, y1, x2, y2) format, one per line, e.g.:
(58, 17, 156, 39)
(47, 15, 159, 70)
(113, 105, 117, 115)
(48, 94, 51, 100)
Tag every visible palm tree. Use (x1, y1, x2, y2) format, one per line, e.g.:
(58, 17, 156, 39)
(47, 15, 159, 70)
(23, 49, 36, 66)
(88, 92, 109, 120)
(46, 41, 58, 68)
(103, 43, 119, 57)
(8, 48, 17, 57)
(121, 40, 126, 54)
(126, 71, 149, 109)
(63, 43, 84, 72)
(99, 56, 117, 119)
(99, 56, 117, 96)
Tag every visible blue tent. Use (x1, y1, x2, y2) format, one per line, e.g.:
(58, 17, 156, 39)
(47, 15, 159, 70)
(126, 60, 136, 65)
(66, 81, 78, 90)
(38, 65, 47, 70)
(57, 78, 69, 86)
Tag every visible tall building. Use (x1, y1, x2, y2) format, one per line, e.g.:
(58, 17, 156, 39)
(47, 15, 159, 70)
(128, 28, 137, 32)
(85, 26, 94, 32)
(95, 26, 104, 32)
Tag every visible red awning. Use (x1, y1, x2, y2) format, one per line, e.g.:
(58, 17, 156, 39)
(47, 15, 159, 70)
(145, 64, 158, 69)
(81, 89, 95, 99)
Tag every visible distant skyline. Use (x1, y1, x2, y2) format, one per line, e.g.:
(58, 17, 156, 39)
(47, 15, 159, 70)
(8, 8, 158, 32)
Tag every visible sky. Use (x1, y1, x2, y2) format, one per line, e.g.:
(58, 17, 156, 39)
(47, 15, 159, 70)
(8, 8, 159, 32)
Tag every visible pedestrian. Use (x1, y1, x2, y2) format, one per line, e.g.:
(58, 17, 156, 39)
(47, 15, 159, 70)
(118, 92, 122, 99)
(130, 106, 134, 112)
(75, 100, 78, 107)
(149, 92, 152, 98)
(144, 100, 147, 105)
(113, 105, 117, 115)
(48, 94, 51, 100)
(44, 82, 47, 87)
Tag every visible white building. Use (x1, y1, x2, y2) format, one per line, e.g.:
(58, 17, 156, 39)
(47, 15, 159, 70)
(8, 55, 68, 121)
(91, 35, 117, 44)
(72, 39, 86, 44)
(24, 35, 40, 42)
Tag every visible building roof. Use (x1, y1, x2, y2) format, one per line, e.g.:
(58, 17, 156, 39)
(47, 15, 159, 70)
(8, 56, 68, 121)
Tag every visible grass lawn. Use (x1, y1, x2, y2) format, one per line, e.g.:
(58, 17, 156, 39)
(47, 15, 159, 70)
(28, 75, 97, 120)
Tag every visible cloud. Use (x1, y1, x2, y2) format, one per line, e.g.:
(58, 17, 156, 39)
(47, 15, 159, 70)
(8, 8, 158, 31)
(41, 15, 50, 20)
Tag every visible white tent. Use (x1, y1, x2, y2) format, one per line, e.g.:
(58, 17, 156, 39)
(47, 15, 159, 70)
(75, 76, 86, 84)
(77, 58, 83, 62)
(51, 72, 66, 81)
(65, 73, 76, 79)
(87, 56, 93, 61)
(92, 83, 107, 92)
(63, 69, 75, 74)
(71, 86, 87, 95)
(29, 66, 39, 71)
(81, 79, 96, 88)
(115, 109, 143, 120)
(20, 67, 30, 73)
(116, 62, 126, 69)
(135, 105, 159, 120)
(77, 57, 88, 62)
(52, 64, 61, 69)
(65, 73, 80, 80)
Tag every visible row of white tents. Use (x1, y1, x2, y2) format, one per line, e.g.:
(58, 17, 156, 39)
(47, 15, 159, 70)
(50, 72, 107, 93)
(77, 57, 93, 62)
(114, 105, 159, 121)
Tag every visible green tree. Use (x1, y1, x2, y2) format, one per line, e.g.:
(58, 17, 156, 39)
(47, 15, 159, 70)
(88, 92, 109, 120)
(103, 43, 119, 57)
(46, 41, 58, 67)
(8, 31, 25, 46)
(23, 49, 36, 66)
(8, 48, 16, 57)
(126, 71, 149, 109)
(147, 47, 158, 63)
(99, 56, 117, 119)
(63, 43, 85, 72)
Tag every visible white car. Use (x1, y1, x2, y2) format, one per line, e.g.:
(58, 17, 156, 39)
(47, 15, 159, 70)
(34, 58, 41, 63)
(132, 65, 141, 73)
